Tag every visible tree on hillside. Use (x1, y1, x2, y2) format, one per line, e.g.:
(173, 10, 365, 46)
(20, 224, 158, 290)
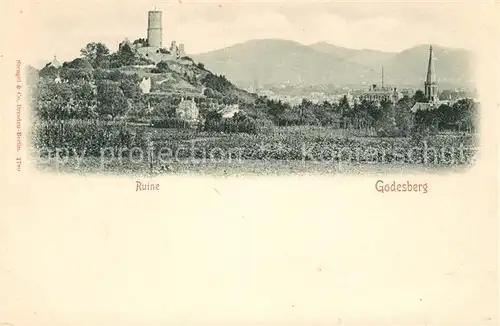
(374, 100, 398, 136)
(146, 95, 181, 118)
(202, 74, 232, 93)
(414, 107, 440, 134)
(354, 100, 377, 131)
(109, 42, 136, 68)
(151, 60, 169, 73)
(453, 98, 477, 132)
(71, 81, 98, 119)
(96, 80, 128, 119)
(413, 90, 427, 103)
(60, 68, 91, 82)
(36, 81, 74, 120)
(265, 98, 289, 123)
(277, 106, 299, 126)
(63, 58, 93, 70)
(39, 65, 59, 79)
(412, 98, 477, 134)
(365, 100, 382, 125)
(394, 95, 415, 136)
(81, 42, 110, 68)
(339, 95, 353, 119)
(297, 99, 320, 125)
(203, 110, 223, 130)
(312, 101, 330, 125)
(59, 58, 93, 82)
(435, 104, 455, 130)
(318, 101, 341, 126)
(119, 43, 135, 63)
(119, 78, 142, 100)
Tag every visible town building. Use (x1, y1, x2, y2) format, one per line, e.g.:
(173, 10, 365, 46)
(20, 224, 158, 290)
(176, 97, 199, 122)
(360, 84, 402, 104)
(360, 66, 402, 104)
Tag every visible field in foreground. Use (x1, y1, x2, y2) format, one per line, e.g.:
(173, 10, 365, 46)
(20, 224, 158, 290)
(35, 156, 471, 177)
(32, 124, 478, 175)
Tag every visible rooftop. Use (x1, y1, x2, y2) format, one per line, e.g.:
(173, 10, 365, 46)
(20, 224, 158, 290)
(411, 100, 453, 112)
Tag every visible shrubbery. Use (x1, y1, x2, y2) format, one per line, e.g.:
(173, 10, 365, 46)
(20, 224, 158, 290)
(154, 131, 477, 164)
(151, 60, 169, 73)
(32, 118, 477, 166)
(201, 74, 232, 93)
(151, 118, 195, 129)
(202, 112, 273, 134)
(33, 120, 148, 157)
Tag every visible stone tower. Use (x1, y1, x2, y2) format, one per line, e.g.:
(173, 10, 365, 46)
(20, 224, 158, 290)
(178, 43, 185, 57)
(147, 10, 163, 48)
(424, 45, 438, 102)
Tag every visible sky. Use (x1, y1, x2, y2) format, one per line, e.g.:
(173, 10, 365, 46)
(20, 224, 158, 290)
(13, 0, 485, 67)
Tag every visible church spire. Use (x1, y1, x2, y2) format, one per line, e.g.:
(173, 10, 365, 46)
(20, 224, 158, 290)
(381, 65, 384, 89)
(424, 44, 438, 102)
(426, 45, 436, 84)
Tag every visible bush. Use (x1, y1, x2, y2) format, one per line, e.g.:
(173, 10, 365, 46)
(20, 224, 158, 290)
(32, 119, 148, 157)
(62, 58, 93, 71)
(155, 60, 170, 73)
(254, 117, 275, 134)
(39, 66, 59, 79)
(203, 113, 262, 134)
(59, 67, 92, 82)
(201, 74, 232, 93)
(133, 38, 148, 46)
(151, 118, 193, 129)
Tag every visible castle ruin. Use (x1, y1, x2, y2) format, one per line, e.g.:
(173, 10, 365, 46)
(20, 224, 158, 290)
(135, 9, 187, 64)
(147, 11, 163, 48)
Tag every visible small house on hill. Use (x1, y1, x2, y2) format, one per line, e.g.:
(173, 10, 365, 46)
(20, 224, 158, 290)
(139, 77, 151, 94)
(46, 55, 61, 69)
(177, 98, 199, 122)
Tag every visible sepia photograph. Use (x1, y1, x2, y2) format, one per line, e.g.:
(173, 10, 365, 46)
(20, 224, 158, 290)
(24, 1, 480, 175)
(1, 1, 498, 326)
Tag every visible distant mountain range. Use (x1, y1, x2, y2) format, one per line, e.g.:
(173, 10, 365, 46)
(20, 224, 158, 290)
(191, 39, 474, 89)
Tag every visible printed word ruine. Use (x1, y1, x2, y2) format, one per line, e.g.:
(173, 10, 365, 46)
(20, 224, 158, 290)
(136, 181, 160, 191)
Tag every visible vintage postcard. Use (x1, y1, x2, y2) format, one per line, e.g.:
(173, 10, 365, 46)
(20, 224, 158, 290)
(1, 0, 498, 325)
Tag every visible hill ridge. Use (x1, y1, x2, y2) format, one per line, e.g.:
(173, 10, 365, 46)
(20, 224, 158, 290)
(191, 39, 474, 88)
